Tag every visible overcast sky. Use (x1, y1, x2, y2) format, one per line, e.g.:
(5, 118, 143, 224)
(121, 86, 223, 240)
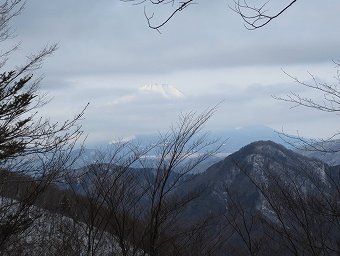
(6, 0, 340, 145)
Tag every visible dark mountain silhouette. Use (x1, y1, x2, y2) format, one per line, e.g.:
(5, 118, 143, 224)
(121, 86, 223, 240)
(185, 140, 330, 221)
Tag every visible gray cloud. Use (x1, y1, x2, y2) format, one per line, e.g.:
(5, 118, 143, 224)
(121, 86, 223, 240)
(9, 0, 340, 76)
(3, 0, 340, 143)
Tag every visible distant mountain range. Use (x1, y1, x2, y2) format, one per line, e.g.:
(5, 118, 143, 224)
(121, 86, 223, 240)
(77, 126, 295, 170)
(81, 126, 340, 170)
(122, 125, 294, 153)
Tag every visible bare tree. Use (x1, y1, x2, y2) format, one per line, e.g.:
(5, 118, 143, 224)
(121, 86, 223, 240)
(224, 185, 265, 256)
(133, 107, 224, 256)
(64, 107, 225, 256)
(230, 0, 297, 30)
(274, 62, 340, 152)
(224, 156, 340, 256)
(0, 0, 87, 252)
(63, 141, 151, 256)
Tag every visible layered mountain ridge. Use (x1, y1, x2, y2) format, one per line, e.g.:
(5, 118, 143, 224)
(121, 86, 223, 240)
(186, 140, 331, 220)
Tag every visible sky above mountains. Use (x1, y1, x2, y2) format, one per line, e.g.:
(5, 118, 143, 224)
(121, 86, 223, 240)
(6, 0, 340, 144)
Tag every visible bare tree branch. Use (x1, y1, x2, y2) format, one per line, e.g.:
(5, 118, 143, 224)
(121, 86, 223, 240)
(123, 0, 297, 31)
(274, 63, 340, 152)
(230, 0, 297, 30)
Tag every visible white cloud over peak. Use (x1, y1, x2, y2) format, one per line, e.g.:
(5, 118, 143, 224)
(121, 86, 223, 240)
(110, 135, 136, 144)
(107, 84, 184, 107)
(109, 94, 136, 105)
(139, 84, 184, 99)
